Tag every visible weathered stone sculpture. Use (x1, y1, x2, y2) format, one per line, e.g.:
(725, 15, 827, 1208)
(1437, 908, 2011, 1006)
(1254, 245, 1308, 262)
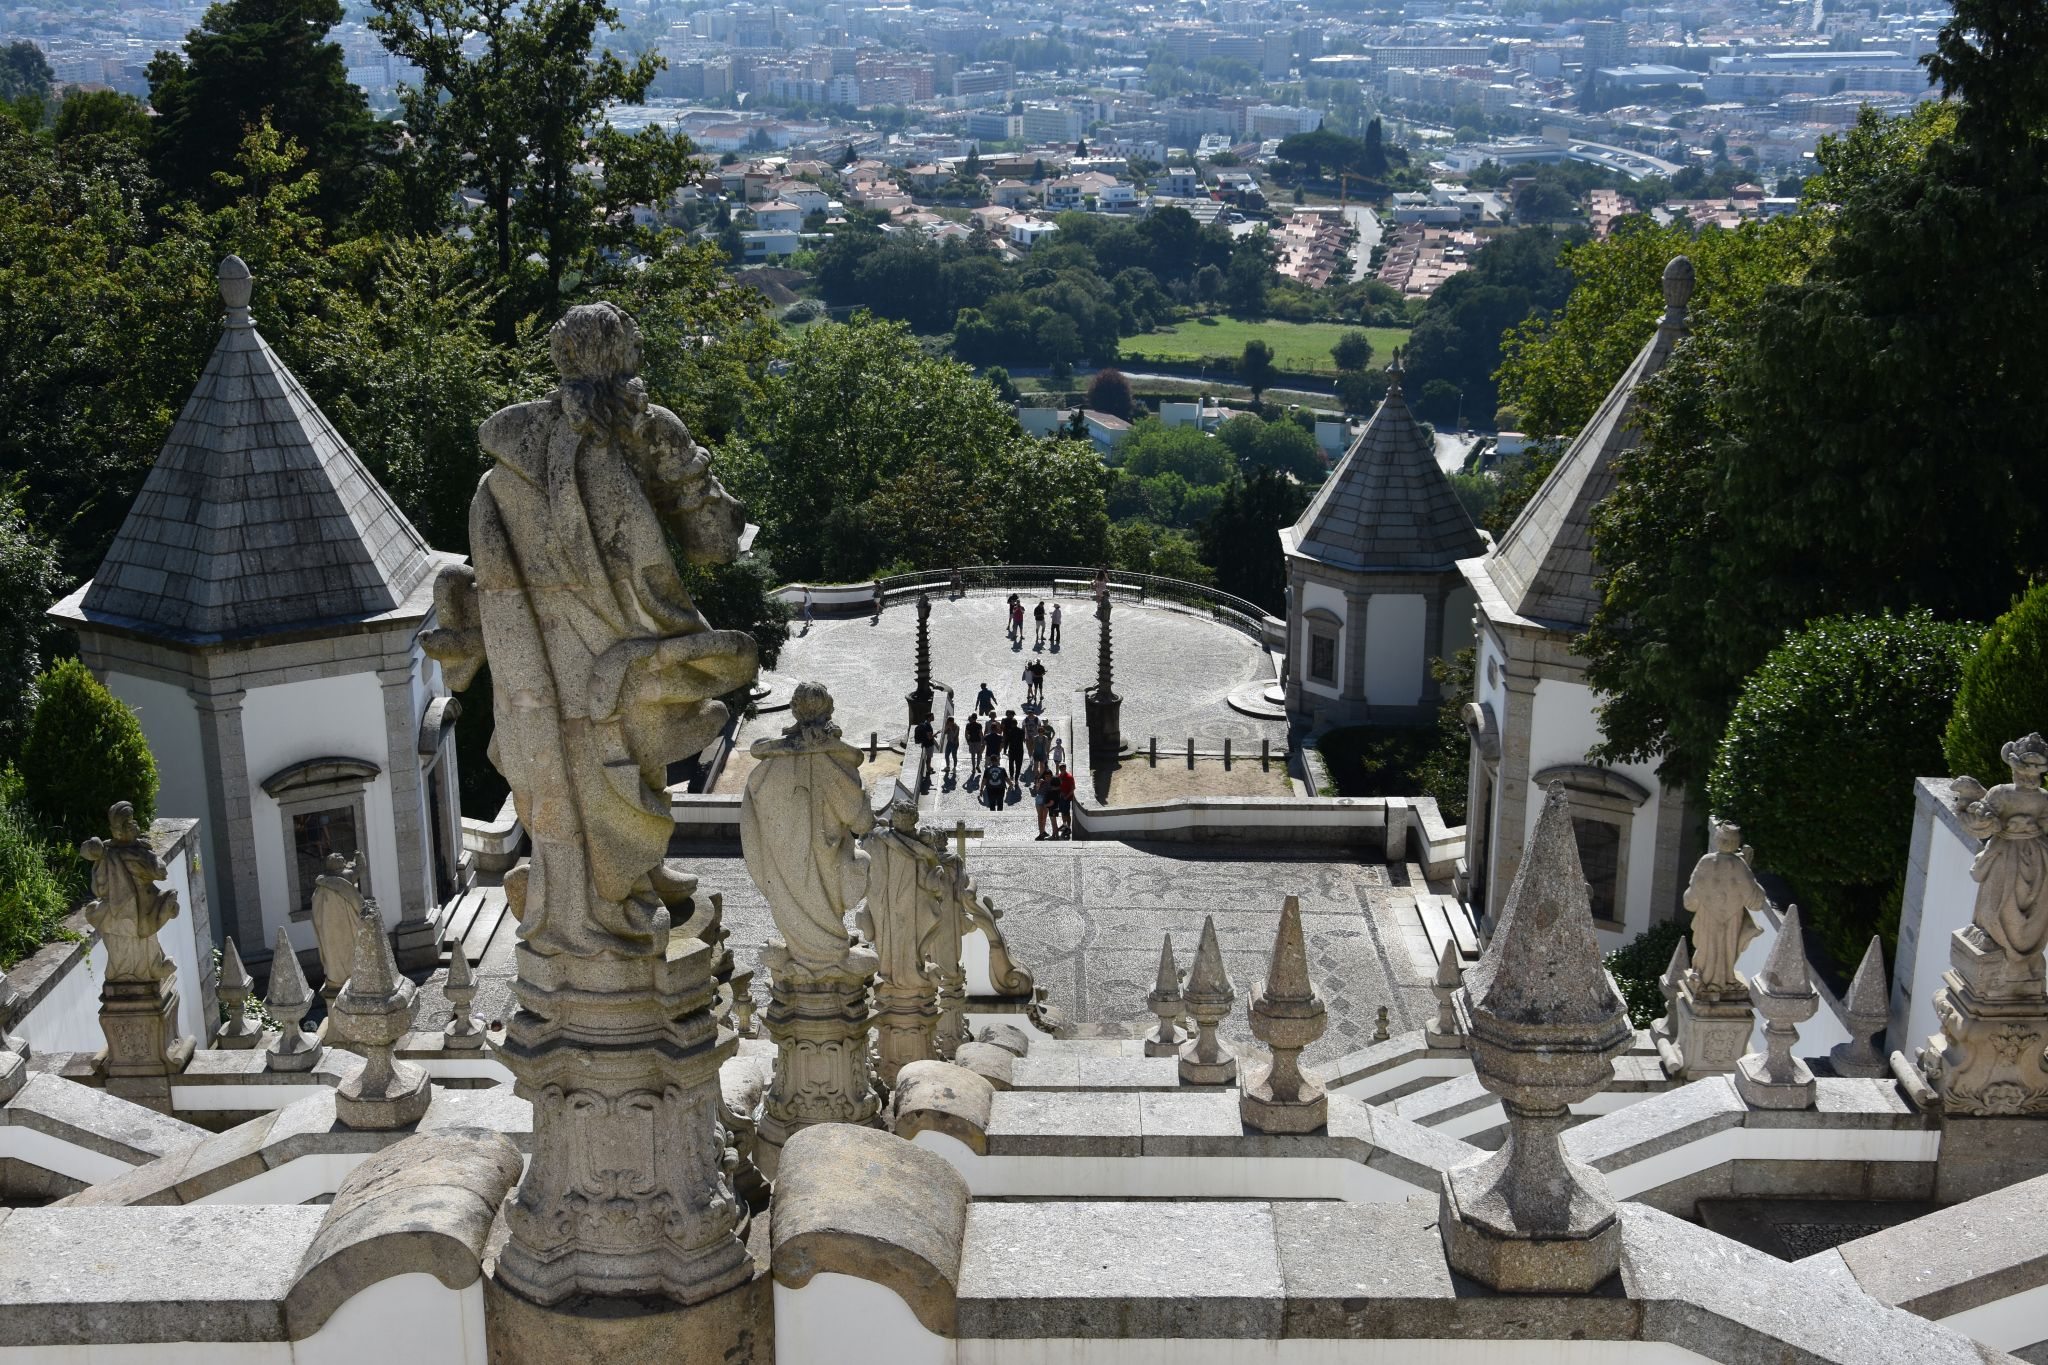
(81, 802, 194, 1108)
(309, 853, 363, 1007)
(1735, 905, 1818, 1109)
(1830, 936, 1889, 1078)
(1662, 822, 1763, 1079)
(1425, 938, 1463, 1049)
(1915, 736, 2048, 1115)
(1241, 896, 1327, 1132)
(907, 592, 935, 730)
(1083, 591, 1121, 765)
(1439, 784, 1631, 1293)
(1144, 935, 1185, 1058)
(264, 928, 319, 1072)
(442, 949, 485, 1050)
(742, 681, 882, 1172)
(858, 792, 944, 1085)
(1179, 915, 1237, 1085)
(330, 899, 431, 1129)
(931, 846, 973, 1060)
(422, 301, 759, 1326)
(214, 936, 262, 1049)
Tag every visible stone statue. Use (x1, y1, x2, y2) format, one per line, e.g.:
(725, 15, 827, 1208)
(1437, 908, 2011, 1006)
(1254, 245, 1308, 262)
(1952, 734, 2048, 961)
(309, 853, 362, 1001)
(741, 682, 873, 972)
(81, 802, 177, 984)
(424, 301, 760, 1317)
(858, 797, 944, 1083)
(1683, 820, 1765, 996)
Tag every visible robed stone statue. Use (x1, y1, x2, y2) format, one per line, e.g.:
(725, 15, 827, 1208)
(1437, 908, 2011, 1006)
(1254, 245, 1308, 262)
(1684, 820, 1766, 997)
(82, 801, 178, 984)
(741, 681, 873, 971)
(1953, 733, 2048, 962)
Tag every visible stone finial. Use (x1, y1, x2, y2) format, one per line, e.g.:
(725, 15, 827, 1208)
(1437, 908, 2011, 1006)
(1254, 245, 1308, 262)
(1372, 1005, 1390, 1042)
(1661, 254, 1693, 318)
(264, 929, 320, 1072)
(1830, 936, 1889, 1077)
(1144, 934, 1185, 1057)
(1178, 915, 1236, 1085)
(1439, 784, 1631, 1294)
(1736, 905, 1819, 1109)
(330, 900, 431, 1129)
(442, 950, 485, 1050)
(1386, 349, 1404, 395)
(218, 255, 253, 325)
(1241, 896, 1327, 1132)
(214, 937, 263, 1049)
(1426, 938, 1463, 1048)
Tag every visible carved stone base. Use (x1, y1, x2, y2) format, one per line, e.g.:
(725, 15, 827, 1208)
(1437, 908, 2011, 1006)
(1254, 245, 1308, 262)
(1664, 975, 1755, 1080)
(874, 982, 939, 1087)
(494, 930, 752, 1309)
(1735, 1050, 1816, 1109)
(1438, 1110, 1620, 1293)
(1917, 929, 2048, 1116)
(1177, 1034, 1237, 1086)
(934, 970, 968, 1062)
(1143, 1023, 1185, 1058)
(1239, 1060, 1327, 1133)
(756, 944, 881, 1179)
(393, 917, 442, 973)
(95, 977, 194, 1113)
(484, 1252, 772, 1365)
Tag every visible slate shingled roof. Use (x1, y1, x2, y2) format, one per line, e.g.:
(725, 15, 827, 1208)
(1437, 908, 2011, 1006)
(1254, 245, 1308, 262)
(1285, 367, 1485, 572)
(1485, 256, 1692, 630)
(77, 257, 438, 643)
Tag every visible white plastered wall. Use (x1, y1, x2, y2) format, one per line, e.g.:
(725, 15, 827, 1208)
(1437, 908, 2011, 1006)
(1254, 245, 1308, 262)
(101, 671, 214, 918)
(1363, 593, 1425, 707)
(1297, 580, 1347, 700)
(1527, 675, 1666, 946)
(240, 673, 399, 957)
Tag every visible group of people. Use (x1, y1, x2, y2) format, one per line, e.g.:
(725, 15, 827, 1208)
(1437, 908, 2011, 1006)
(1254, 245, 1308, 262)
(934, 690, 1075, 838)
(1006, 593, 1061, 650)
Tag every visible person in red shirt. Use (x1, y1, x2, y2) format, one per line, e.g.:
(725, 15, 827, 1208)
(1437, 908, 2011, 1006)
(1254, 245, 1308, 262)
(1055, 764, 1077, 838)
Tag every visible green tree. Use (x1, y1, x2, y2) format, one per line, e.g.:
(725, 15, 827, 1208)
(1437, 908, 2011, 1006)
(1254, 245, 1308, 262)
(1197, 469, 1307, 612)
(0, 778, 70, 968)
(1944, 583, 2048, 787)
(1237, 339, 1277, 405)
(1117, 421, 1232, 486)
(0, 489, 62, 760)
(146, 0, 375, 229)
(1217, 412, 1320, 480)
(1331, 330, 1374, 373)
(1193, 262, 1224, 303)
(1706, 611, 1979, 963)
(0, 40, 52, 103)
(1085, 367, 1134, 420)
(52, 90, 152, 152)
(17, 657, 159, 851)
(1335, 367, 1388, 415)
(1225, 236, 1272, 316)
(998, 439, 1110, 566)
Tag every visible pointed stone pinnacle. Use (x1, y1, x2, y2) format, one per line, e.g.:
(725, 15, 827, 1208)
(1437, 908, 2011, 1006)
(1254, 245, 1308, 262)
(1843, 936, 1887, 1016)
(346, 901, 401, 1002)
(444, 949, 484, 1048)
(215, 935, 262, 1047)
(1151, 934, 1182, 1004)
(1145, 933, 1185, 1057)
(1758, 905, 1812, 997)
(1258, 896, 1319, 1010)
(1185, 915, 1232, 1008)
(1427, 937, 1463, 1047)
(222, 936, 252, 997)
(1435, 937, 1461, 990)
(266, 930, 312, 1014)
(448, 946, 475, 994)
(1664, 935, 1690, 985)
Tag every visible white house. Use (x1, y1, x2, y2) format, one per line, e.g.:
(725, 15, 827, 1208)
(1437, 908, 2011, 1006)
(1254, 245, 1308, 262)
(1457, 257, 1700, 948)
(990, 179, 1036, 208)
(1159, 166, 1203, 199)
(750, 200, 806, 232)
(1279, 361, 1484, 728)
(740, 228, 801, 261)
(1008, 216, 1060, 250)
(50, 257, 468, 975)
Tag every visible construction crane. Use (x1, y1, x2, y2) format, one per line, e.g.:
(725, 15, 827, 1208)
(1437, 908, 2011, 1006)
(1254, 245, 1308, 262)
(1338, 171, 1372, 207)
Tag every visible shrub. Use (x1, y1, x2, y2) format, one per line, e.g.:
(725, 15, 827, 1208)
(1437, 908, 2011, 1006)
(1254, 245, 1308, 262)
(16, 657, 158, 850)
(1604, 918, 1687, 1028)
(1944, 582, 2048, 786)
(0, 773, 71, 969)
(1084, 368, 1134, 421)
(1706, 610, 1978, 964)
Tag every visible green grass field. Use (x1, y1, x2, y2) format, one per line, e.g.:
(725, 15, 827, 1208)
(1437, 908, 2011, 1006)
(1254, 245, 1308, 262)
(1119, 318, 1411, 376)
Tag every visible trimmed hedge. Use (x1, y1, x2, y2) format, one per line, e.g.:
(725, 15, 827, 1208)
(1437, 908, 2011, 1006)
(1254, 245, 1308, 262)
(0, 774, 70, 969)
(1706, 610, 1977, 963)
(1944, 582, 2048, 787)
(16, 658, 158, 850)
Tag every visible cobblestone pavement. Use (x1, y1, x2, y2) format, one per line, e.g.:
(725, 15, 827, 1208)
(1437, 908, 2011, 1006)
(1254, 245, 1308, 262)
(751, 593, 1286, 754)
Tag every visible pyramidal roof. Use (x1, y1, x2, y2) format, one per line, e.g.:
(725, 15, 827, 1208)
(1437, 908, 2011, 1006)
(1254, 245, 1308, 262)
(1284, 357, 1485, 572)
(75, 257, 438, 644)
(1483, 255, 1692, 630)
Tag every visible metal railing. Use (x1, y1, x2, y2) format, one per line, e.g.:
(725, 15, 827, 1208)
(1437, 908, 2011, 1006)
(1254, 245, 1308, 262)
(863, 564, 1283, 643)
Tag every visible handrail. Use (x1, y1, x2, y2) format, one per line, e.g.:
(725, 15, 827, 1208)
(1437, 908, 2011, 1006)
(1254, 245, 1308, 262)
(786, 565, 1284, 643)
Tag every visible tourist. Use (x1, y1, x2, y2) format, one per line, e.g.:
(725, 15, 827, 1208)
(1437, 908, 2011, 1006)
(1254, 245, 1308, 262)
(942, 714, 960, 777)
(1056, 764, 1077, 837)
(975, 681, 996, 716)
(1012, 596, 1025, 641)
(1033, 769, 1054, 839)
(965, 714, 984, 774)
(1092, 565, 1109, 602)
(1027, 659, 1048, 707)
(873, 581, 884, 619)
(950, 566, 964, 598)
(1050, 733, 1066, 771)
(982, 758, 1008, 809)
(1029, 723, 1050, 777)
(1049, 601, 1061, 648)
(1021, 659, 1036, 707)
(800, 587, 813, 633)
(1033, 599, 1046, 648)
(1003, 711, 1024, 773)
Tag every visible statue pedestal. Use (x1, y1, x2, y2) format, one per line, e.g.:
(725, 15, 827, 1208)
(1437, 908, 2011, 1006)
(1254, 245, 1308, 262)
(1919, 928, 2048, 1116)
(95, 977, 194, 1112)
(873, 981, 939, 1087)
(1660, 974, 1755, 1080)
(1084, 688, 1122, 768)
(484, 1253, 771, 1365)
(756, 944, 881, 1180)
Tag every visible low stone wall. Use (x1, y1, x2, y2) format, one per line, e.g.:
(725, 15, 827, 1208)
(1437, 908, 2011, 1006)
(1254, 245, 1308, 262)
(1070, 792, 1464, 875)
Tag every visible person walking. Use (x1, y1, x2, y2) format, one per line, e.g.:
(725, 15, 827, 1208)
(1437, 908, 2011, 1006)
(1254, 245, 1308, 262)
(1022, 713, 1041, 773)
(1028, 659, 1048, 707)
(1049, 601, 1061, 648)
(800, 587, 814, 633)
(912, 716, 935, 791)
(1033, 768, 1054, 839)
(1012, 597, 1025, 641)
(983, 757, 1008, 810)
(965, 714, 985, 774)
(975, 681, 996, 716)
(1033, 600, 1046, 648)
(950, 566, 964, 598)
(1003, 711, 1024, 775)
(1050, 733, 1066, 772)
(1021, 659, 1037, 708)
(1029, 723, 1050, 778)
(942, 714, 960, 778)
(1056, 765, 1077, 838)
